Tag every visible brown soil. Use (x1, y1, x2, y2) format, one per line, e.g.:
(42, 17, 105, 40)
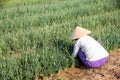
(44, 49, 120, 80)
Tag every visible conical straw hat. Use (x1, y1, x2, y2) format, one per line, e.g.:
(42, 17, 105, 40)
(70, 26, 91, 40)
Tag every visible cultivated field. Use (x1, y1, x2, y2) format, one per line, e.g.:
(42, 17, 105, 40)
(0, 0, 120, 80)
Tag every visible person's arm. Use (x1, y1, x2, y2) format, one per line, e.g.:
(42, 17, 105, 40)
(72, 39, 80, 58)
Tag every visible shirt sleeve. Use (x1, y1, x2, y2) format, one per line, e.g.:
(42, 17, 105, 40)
(72, 39, 81, 58)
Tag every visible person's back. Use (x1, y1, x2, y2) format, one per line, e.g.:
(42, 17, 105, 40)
(77, 35, 109, 61)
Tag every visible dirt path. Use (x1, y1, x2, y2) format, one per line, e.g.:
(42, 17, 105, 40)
(45, 49, 120, 80)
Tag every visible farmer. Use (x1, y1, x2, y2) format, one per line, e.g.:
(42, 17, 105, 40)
(70, 26, 109, 68)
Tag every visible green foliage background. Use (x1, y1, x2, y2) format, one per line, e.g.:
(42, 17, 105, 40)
(0, 0, 120, 80)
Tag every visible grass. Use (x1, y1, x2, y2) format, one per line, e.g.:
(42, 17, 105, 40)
(0, 0, 120, 80)
(0, 0, 60, 8)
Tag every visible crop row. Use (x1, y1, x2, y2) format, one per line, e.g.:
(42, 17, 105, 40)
(0, 0, 119, 34)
